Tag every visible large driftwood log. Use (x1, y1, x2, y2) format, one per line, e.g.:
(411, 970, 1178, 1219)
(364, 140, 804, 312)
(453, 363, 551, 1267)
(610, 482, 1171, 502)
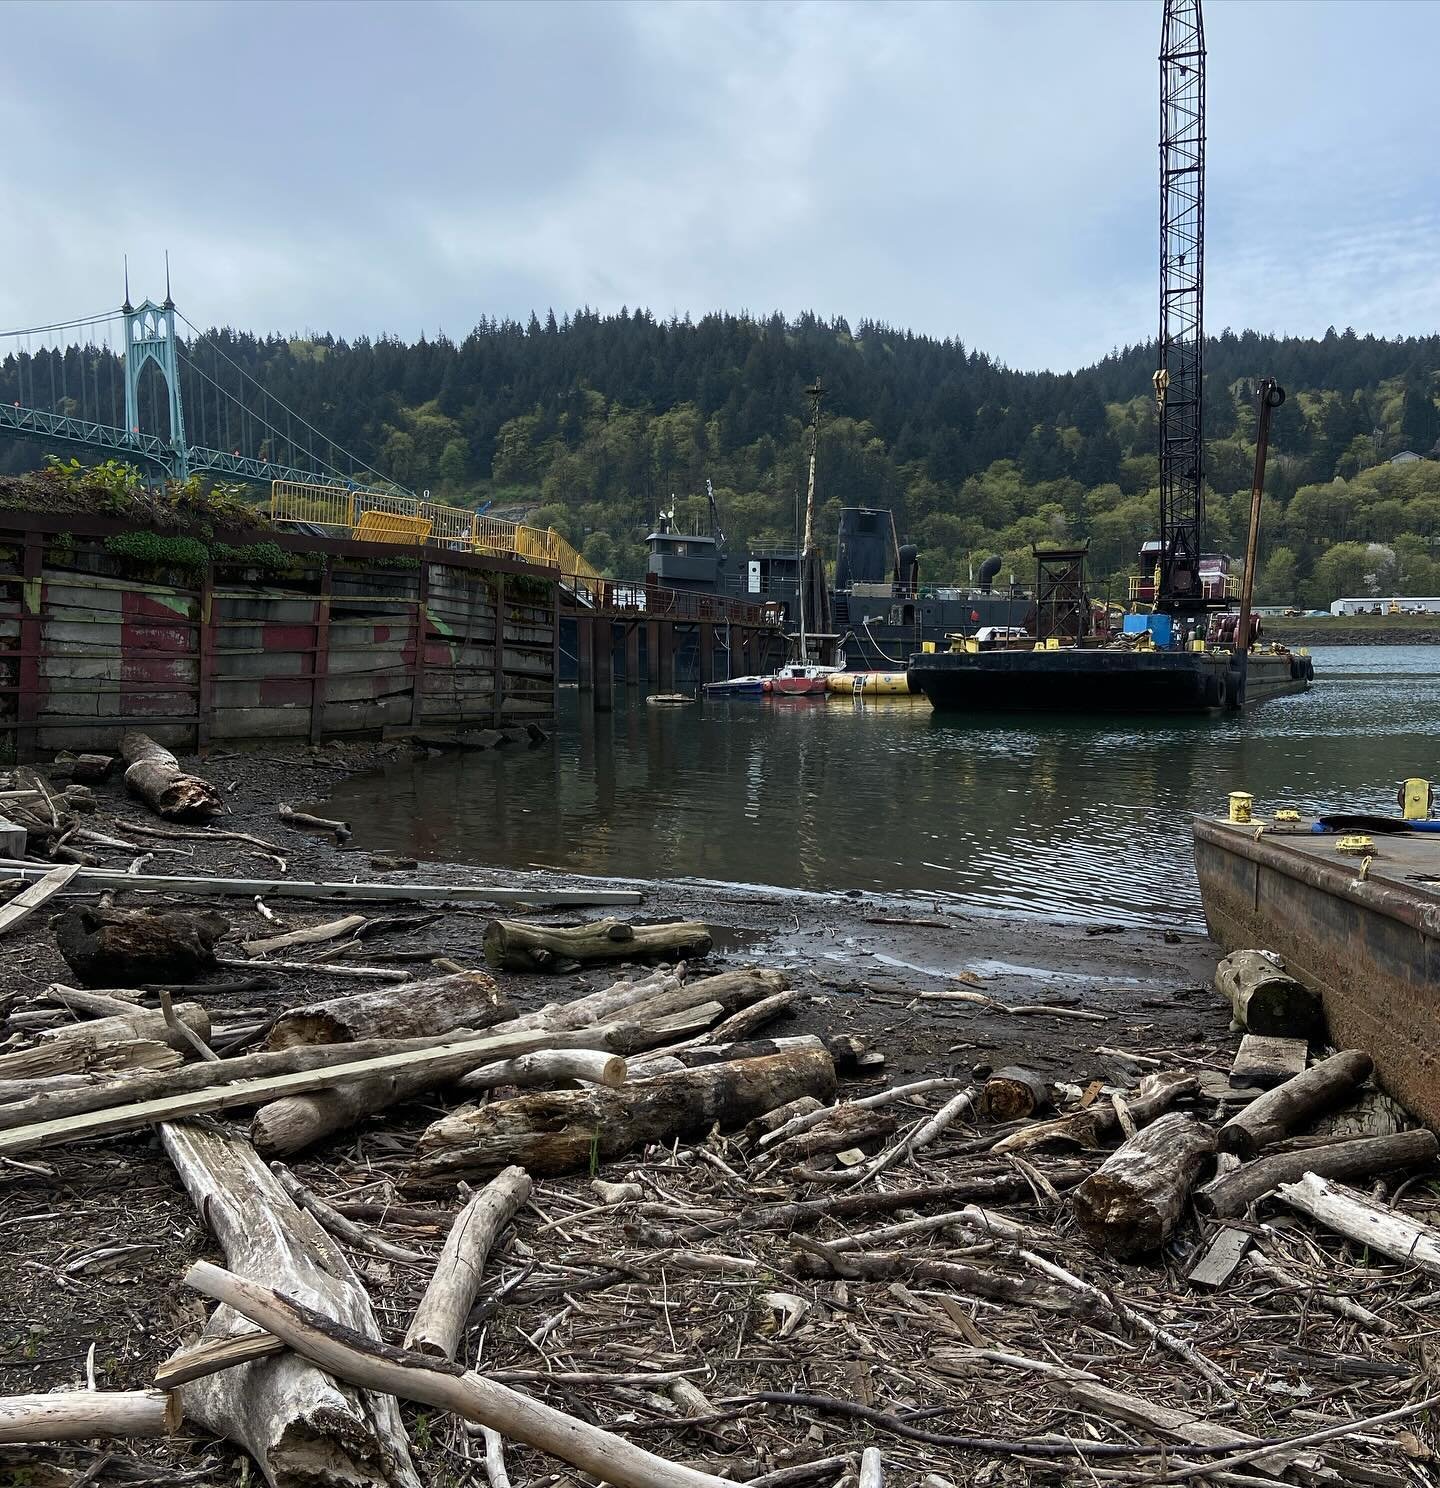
(404, 1165, 532, 1360)
(185, 1260, 732, 1488)
(992, 1069, 1197, 1153)
(1277, 1172, 1440, 1279)
(407, 1048, 837, 1189)
(484, 917, 713, 972)
(454, 1049, 627, 1096)
(1196, 1129, 1438, 1218)
(249, 971, 769, 1159)
(1217, 1049, 1373, 1157)
(54, 905, 227, 986)
(767, 1106, 898, 1164)
(0, 1037, 181, 1088)
(1215, 949, 1324, 1039)
(161, 1123, 420, 1488)
(120, 732, 224, 821)
(1072, 1112, 1217, 1258)
(267, 973, 509, 1050)
(0, 1390, 179, 1443)
(632, 1033, 864, 1079)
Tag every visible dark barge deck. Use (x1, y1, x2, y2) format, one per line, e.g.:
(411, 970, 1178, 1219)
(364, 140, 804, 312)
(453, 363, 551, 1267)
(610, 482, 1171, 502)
(1194, 815, 1440, 1127)
(907, 647, 1311, 713)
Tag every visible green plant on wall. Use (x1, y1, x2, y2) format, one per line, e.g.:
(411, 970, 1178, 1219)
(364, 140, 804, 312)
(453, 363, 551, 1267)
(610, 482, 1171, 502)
(103, 531, 212, 571)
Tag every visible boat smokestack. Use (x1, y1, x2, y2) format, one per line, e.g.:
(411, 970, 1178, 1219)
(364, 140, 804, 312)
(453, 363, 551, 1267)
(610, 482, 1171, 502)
(978, 555, 1003, 593)
(897, 544, 919, 595)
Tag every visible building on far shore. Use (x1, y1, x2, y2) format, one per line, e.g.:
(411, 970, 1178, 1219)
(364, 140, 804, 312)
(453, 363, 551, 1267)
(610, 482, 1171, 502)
(1330, 596, 1440, 615)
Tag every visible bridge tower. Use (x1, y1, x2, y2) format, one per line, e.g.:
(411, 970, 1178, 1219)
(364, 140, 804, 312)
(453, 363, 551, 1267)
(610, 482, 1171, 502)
(122, 269, 188, 478)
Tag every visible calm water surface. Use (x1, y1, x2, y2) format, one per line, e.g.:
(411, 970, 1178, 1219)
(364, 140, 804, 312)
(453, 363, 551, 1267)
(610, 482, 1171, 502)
(323, 646, 1440, 931)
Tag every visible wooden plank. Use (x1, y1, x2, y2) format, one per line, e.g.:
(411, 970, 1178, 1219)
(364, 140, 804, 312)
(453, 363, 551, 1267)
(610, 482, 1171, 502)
(0, 862, 641, 907)
(1186, 1224, 1252, 1288)
(0, 1022, 626, 1156)
(0, 863, 81, 938)
(1229, 1034, 1309, 1091)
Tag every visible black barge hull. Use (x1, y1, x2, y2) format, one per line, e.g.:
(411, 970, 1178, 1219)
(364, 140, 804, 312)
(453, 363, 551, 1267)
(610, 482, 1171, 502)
(908, 648, 1312, 713)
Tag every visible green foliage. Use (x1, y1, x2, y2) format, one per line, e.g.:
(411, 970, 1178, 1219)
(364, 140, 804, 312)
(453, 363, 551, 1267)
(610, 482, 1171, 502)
(103, 531, 212, 570)
(210, 540, 293, 571)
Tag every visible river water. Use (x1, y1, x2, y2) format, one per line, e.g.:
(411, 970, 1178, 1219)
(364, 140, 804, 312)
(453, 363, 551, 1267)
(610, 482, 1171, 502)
(322, 646, 1440, 932)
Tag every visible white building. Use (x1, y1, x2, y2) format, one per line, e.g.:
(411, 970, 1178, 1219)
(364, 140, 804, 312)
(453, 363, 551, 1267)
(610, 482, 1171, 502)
(1330, 596, 1440, 615)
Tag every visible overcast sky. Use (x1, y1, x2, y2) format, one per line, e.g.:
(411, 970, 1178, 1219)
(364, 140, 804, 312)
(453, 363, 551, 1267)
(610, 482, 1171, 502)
(2, 0, 1436, 372)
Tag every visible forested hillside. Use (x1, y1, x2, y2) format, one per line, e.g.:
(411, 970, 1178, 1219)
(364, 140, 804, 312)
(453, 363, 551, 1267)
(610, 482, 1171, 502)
(3, 311, 1438, 605)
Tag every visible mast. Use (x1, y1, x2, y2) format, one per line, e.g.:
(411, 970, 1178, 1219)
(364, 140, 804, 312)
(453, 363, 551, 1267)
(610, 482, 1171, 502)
(1154, 0, 1206, 613)
(798, 379, 831, 659)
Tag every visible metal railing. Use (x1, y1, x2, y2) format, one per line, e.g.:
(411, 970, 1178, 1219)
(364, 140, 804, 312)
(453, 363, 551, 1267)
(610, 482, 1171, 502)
(1128, 571, 1240, 603)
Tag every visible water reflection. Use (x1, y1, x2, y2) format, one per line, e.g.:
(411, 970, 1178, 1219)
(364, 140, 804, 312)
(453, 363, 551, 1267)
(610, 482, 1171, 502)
(322, 646, 1440, 931)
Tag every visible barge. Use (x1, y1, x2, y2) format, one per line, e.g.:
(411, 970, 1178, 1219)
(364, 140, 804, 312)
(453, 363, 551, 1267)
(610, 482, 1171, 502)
(1194, 813, 1440, 1126)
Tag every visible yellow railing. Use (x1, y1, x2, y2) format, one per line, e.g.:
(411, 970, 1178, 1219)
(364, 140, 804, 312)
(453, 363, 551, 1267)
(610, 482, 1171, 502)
(1128, 570, 1241, 602)
(270, 480, 604, 587)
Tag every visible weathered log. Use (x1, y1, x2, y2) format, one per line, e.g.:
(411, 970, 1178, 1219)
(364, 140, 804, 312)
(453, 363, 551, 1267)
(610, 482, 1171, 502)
(993, 1069, 1197, 1153)
(70, 752, 117, 784)
(0, 1390, 179, 1443)
(0, 1038, 181, 1089)
(404, 1165, 532, 1360)
(407, 1048, 838, 1188)
(767, 1106, 898, 1164)
(852, 1087, 976, 1182)
(267, 972, 509, 1050)
(243, 914, 368, 958)
(1309, 1088, 1410, 1139)
(120, 732, 223, 821)
(1277, 1172, 1440, 1279)
(667, 989, 803, 1047)
(161, 1123, 421, 1488)
(756, 1077, 969, 1152)
(484, 916, 713, 972)
(1072, 1112, 1217, 1258)
(1215, 949, 1324, 1038)
(278, 802, 352, 847)
(184, 1259, 732, 1488)
(54, 904, 227, 986)
(1228, 1034, 1308, 1090)
(454, 1049, 628, 1096)
(0, 1023, 629, 1155)
(633, 1034, 858, 1079)
(983, 1066, 1051, 1122)
(37, 1001, 209, 1055)
(1195, 1129, 1439, 1218)
(1217, 1049, 1373, 1157)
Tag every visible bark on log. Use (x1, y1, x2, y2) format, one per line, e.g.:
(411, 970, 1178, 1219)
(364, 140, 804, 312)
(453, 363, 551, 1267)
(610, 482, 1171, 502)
(404, 1165, 532, 1360)
(120, 733, 224, 821)
(767, 1107, 898, 1164)
(1277, 1172, 1440, 1280)
(407, 1048, 837, 1189)
(54, 905, 227, 987)
(1072, 1112, 1217, 1258)
(1217, 1049, 1373, 1158)
(184, 1259, 732, 1488)
(70, 753, 117, 784)
(267, 973, 509, 1050)
(160, 1122, 420, 1488)
(1195, 1129, 1439, 1218)
(0, 1038, 181, 1088)
(484, 917, 713, 972)
(454, 1049, 627, 1096)
(983, 1067, 1051, 1122)
(0, 1390, 179, 1443)
(1215, 949, 1324, 1039)
(992, 1069, 1197, 1153)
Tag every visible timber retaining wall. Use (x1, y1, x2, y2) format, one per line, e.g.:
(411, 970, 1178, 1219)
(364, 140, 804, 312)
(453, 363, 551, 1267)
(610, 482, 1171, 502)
(0, 517, 559, 759)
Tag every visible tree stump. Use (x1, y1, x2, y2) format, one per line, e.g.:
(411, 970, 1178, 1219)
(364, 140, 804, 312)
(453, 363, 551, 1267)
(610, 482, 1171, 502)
(983, 1066, 1051, 1122)
(53, 904, 227, 986)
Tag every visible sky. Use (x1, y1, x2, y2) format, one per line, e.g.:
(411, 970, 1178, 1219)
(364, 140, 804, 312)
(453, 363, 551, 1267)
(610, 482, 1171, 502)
(1, 0, 1437, 373)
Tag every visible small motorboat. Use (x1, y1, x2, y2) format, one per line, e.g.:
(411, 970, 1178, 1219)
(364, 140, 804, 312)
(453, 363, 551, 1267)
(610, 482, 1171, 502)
(703, 675, 771, 697)
(770, 663, 843, 697)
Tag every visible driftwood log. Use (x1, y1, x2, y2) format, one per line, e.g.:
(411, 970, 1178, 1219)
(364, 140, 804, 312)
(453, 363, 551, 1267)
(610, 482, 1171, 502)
(0, 1389, 179, 1443)
(69, 752, 117, 784)
(1278, 1172, 1440, 1279)
(0, 1037, 181, 1089)
(267, 972, 509, 1049)
(1215, 949, 1324, 1038)
(161, 1122, 420, 1487)
(1072, 1112, 1217, 1258)
(1196, 1129, 1438, 1218)
(120, 732, 223, 821)
(53, 905, 227, 986)
(185, 1260, 732, 1488)
(983, 1066, 1051, 1122)
(407, 1047, 837, 1189)
(454, 1049, 628, 1095)
(992, 1069, 1197, 1152)
(1217, 1049, 1373, 1157)
(484, 917, 713, 972)
(404, 1165, 532, 1360)
(278, 804, 352, 848)
(632, 1033, 864, 1079)
(767, 1106, 898, 1164)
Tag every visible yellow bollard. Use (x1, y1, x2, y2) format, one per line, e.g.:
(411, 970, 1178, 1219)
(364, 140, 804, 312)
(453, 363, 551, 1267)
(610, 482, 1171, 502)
(1228, 792, 1253, 824)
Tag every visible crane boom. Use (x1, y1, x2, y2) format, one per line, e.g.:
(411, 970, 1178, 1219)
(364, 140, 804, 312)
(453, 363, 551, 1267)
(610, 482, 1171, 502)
(1156, 0, 1207, 612)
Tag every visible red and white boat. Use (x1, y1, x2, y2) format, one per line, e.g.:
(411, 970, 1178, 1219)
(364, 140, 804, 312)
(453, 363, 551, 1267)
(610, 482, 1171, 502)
(770, 663, 844, 696)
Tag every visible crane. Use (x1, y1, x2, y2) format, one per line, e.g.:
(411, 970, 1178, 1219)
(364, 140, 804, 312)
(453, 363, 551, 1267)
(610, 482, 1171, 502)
(1154, 0, 1207, 614)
